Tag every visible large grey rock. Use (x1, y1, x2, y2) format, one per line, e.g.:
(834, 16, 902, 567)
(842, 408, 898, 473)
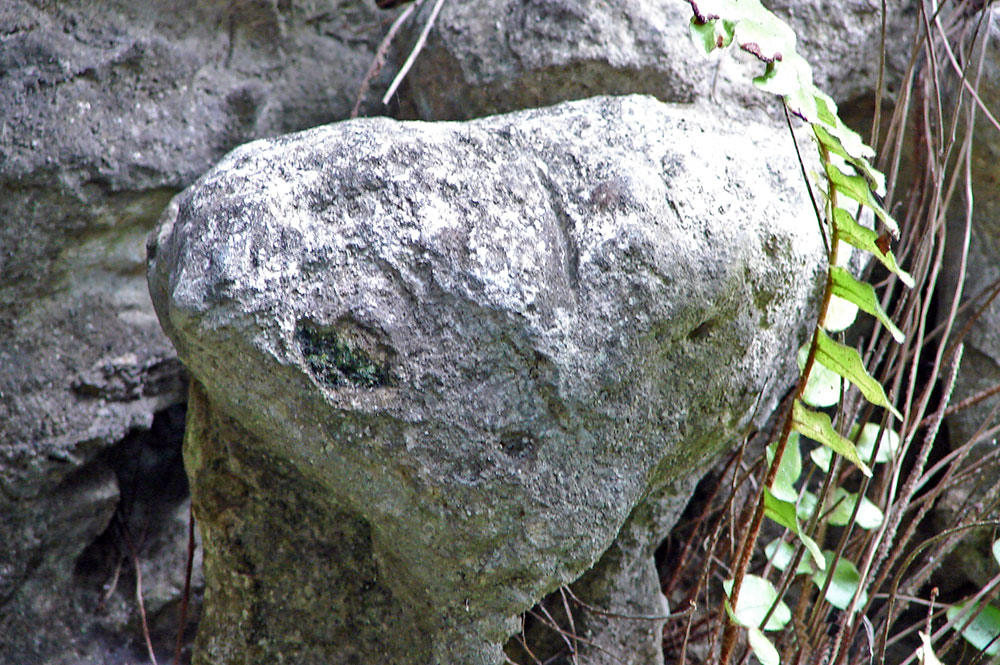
(0, 0, 389, 661)
(397, 0, 913, 122)
(148, 94, 825, 664)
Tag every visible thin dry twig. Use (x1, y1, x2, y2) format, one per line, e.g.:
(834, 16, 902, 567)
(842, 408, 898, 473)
(351, 0, 423, 118)
(121, 520, 159, 665)
(934, 8, 1000, 134)
(557, 587, 580, 665)
(664, 450, 742, 597)
(564, 585, 695, 622)
(517, 613, 544, 665)
(97, 553, 126, 611)
(528, 607, 626, 665)
(174, 504, 197, 665)
(382, 0, 447, 105)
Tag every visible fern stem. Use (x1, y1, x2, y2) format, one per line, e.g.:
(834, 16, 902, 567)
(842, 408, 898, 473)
(720, 140, 841, 665)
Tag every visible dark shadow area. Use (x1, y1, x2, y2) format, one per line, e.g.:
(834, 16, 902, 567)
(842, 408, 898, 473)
(74, 403, 201, 665)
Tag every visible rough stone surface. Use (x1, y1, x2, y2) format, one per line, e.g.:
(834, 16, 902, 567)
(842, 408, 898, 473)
(506, 482, 689, 665)
(148, 95, 825, 664)
(0, 1, 388, 662)
(398, 0, 914, 122)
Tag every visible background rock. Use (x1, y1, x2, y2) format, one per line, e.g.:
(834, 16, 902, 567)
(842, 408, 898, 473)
(148, 94, 825, 664)
(397, 0, 711, 120)
(766, 0, 916, 104)
(397, 0, 914, 122)
(0, 0, 390, 662)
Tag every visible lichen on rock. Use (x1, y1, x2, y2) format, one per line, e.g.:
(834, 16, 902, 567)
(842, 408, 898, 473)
(295, 322, 395, 389)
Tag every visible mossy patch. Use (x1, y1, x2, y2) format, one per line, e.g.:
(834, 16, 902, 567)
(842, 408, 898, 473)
(295, 324, 393, 389)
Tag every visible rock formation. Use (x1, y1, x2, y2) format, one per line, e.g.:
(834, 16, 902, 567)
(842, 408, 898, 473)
(148, 94, 824, 664)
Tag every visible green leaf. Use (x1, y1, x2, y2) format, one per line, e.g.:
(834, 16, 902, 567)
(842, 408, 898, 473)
(810, 446, 833, 472)
(813, 92, 877, 167)
(826, 488, 884, 529)
(822, 489, 853, 526)
(765, 538, 794, 569)
(832, 209, 914, 287)
(947, 602, 1000, 656)
(724, 595, 737, 624)
(833, 237, 855, 269)
(734, 9, 797, 63)
(812, 422, 899, 473)
(813, 89, 840, 127)
(763, 487, 798, 531)
(797, 489, 818, 521)
(824, 161, 898, 236)
(767, 434, 802, 502)
(689, 18, 721, 53)
(795, 532, 824, 573)
(813, 125, 884, 194)
(792, 400, 872, 477)
(748, 626, 781, 665)
(797, 488, 882, 530)
(823, 294, 859, 332)
(785, 84, 820, 122)
(830, 266, 906, 342)
(754, 52, 812, 96)
(917, 631, 944, 665)
(812, 551, 866, 611)
(688, 17, 736, 52)
(723, 575, 791, 631)
(798, 342, 843, 408)
(851, 422, 901, 465)
(765, 538, 815, 575)
(687, 0, 739, 22)
(814, 329, 903, 419)
(764, 489, 826, 571)
(810, 93, 875, 160)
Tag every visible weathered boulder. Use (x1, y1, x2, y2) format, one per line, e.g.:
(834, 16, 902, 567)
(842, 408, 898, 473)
(0, 0, 389, 661)
(148, 94, 825, 664)
(397, 0, 914, 122)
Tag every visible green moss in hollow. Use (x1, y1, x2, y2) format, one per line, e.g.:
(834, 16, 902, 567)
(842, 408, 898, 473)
(295, 326, 392, 389)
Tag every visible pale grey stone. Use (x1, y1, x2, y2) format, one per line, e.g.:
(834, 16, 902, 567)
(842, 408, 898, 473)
(149, 94, 825, 664)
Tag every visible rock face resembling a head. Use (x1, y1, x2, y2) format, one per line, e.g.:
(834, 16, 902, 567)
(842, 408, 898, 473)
(147, 95, 824, 664)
